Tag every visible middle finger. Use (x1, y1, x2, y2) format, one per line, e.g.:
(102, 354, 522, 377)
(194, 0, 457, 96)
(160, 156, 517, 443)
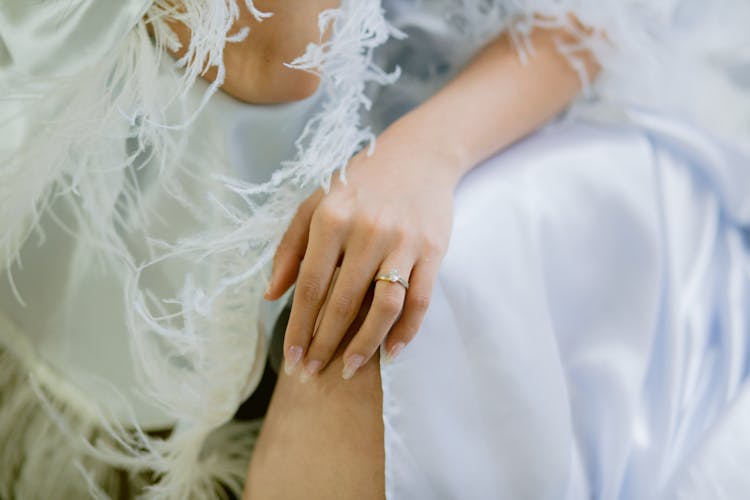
(300, 234, 382, 381)
(282, 218, 344, 375)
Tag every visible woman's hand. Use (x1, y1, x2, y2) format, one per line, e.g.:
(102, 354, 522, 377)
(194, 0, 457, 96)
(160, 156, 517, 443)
(264, 121, 462, 381)
(264, 18, 600, 382)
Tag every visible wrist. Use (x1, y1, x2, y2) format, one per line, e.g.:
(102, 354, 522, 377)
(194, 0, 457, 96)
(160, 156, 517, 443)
(382, 113, 472, 187)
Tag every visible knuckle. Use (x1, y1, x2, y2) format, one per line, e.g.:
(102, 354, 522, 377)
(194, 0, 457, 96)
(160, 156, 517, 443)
(348, 337, 379, 358)
(297, 193, 315, 213)
(355, 212, 380, 235)
(391, 323, 418, 343)
(318, 201, 347, 226)
(273, 240, 288, 256)
(391, 224, 409, 245)
(400, 325, 420, 342)
(355, 211, 401, 240)
(284, 329, 308, 349)
(381, 219, 402, 240)
(329, 293, 357, 318)
(291, 201, 315, 227)
(422, 238, 444, 258)
(309, 337, 337, 359)
(408, 293, 431, 314)
(376, 292, 403, 317)
(352, 325, 385, 350)
(274, 240, 294, 261)
(298, 277, 325, 304)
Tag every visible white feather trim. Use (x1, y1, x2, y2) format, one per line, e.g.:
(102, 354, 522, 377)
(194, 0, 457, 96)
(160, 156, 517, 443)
(381, 0, 750, 151)
(2, 0, 403, 497)
(0, 310, 261, 499)
(2, 1, 280, 497)
(1, 0, 748, 498)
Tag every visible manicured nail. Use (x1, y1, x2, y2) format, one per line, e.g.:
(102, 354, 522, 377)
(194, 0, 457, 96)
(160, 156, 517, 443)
(342, 354, 365, 380)
(385, 342, 406, 363)
(264, 281, 273, 299)
(300, 360, 322, 384)
(284, 345, 303, 376)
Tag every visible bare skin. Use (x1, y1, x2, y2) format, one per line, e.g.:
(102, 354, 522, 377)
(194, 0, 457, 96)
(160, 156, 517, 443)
(245, 292, 385, 499)
(243, 17, 600, 500)
(165, 0, 338, 103)
(268, 23, 601, 381)
(165, 3, 601, 497)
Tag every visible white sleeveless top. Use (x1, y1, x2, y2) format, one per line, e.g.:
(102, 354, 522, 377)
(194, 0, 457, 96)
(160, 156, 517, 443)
(0, 82, 324, 429)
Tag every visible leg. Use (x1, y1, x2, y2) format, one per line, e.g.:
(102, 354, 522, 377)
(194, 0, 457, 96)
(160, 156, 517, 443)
(244, 315, 385, 500)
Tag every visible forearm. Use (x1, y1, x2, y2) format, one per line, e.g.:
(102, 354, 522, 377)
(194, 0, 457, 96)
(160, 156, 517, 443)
(384, 23, 600, 183)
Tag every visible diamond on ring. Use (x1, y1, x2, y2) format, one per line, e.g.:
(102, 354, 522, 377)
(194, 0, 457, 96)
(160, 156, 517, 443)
(374, 269, 409, 289)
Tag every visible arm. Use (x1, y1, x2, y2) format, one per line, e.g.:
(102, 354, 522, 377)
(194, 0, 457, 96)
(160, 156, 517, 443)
(390, 25, 600, 184)
(266, 22, 601, 380)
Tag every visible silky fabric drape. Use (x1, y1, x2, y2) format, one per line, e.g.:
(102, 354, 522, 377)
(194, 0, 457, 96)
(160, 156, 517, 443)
(380, 114, 750, 499)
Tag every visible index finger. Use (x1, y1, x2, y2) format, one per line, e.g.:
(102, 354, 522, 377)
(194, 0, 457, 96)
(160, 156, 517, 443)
(265, 192, 321, 300)
(281, 219, 343, 376)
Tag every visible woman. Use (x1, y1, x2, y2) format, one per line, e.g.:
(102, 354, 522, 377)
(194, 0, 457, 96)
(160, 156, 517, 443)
(1, 0, 749, 499)
(248, 3, 750, 499)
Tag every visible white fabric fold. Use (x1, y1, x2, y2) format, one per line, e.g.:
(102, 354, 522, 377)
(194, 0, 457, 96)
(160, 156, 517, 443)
(381, 115, 750, 499)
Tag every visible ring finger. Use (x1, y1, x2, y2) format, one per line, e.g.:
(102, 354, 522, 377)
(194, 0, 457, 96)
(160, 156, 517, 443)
(341, 256, 414, 379)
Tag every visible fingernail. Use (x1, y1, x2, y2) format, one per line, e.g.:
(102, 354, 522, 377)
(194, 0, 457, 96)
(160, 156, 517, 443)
(342, 354, 365, 380)
(284, 345, 303, 376)
(299, 359, 322, 384)
(264, 281, 273, 299)
(385, 342, 406, 363)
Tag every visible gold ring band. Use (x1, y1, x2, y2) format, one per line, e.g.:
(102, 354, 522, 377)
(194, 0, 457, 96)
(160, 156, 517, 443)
(374, 269, 409, 290)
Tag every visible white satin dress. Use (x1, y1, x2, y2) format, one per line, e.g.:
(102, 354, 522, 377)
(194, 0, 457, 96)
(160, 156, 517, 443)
(0, 82, 325, 430)
(379, 113, 750, 499)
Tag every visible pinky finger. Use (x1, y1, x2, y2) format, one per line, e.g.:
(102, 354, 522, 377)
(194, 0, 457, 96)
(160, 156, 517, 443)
(383, 259, 438, 362)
